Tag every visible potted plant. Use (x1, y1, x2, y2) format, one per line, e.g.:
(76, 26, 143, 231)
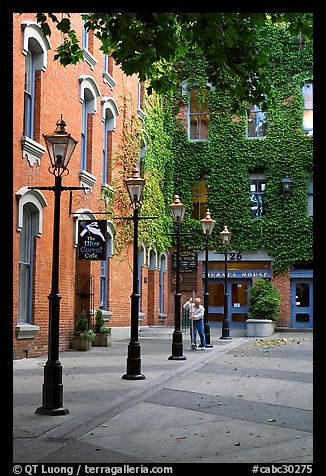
(246, 278, 280, 337)
(93, 309, 112, 347)
(71, 310, 96, 351)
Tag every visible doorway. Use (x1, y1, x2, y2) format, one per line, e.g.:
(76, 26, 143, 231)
(290, 278, 313, 328)
(207, 279, 251, 328)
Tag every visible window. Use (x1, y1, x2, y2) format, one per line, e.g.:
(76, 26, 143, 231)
(101, 97, 119, 186)
(81, 95, 91, 171)
(21, 21, 51, 165)
(191, 179, 207, 220)
(188, 87, 209, 140)
(138, 139, 146, 178)
(99, 259, 108, 310)
(307, 174, 313, 216)
(18, 204, 37, 323)
(81, 15, 97, 69)
(302, 81, 313, 136)
(247, 104, 267, 138)
(79, 75, 101, 179)
(23, 50, 34, 138)
(159, 254, 167, 314)
(250, 174, 266, 218)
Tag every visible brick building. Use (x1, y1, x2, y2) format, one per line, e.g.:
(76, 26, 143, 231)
(13, 13, 169, 359)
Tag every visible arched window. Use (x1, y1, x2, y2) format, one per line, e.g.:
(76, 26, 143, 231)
(100, 221, 114, 310)
(18, 204, 38, 324)
(102, 97, 119, 185)
(21, 21, 50, 165)
(79, 75, 101, 189)
(159, 254, 167, 314)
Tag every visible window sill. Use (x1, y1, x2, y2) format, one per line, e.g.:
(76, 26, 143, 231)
(21, 136, 46, 167)
(16, 324, 40, 340)
(137, 108, 146, 120)
(103, 71, 116, 90)
(79, 170, 97, 191)
(82, 48, 97, 70)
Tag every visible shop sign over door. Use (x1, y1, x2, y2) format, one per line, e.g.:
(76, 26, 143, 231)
(78, 220, 106, 260)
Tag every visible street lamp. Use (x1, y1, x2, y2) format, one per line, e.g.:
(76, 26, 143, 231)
(168, 195, 187, 360)
(122, 167, 146, 380)
(220, 225, 232, 340)
(35, 116, 78, 415)
(200, 209, 216, 347)
(281, 177, 293, 196)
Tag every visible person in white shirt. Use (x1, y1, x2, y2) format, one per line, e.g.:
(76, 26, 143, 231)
(183, 297, 206, 348)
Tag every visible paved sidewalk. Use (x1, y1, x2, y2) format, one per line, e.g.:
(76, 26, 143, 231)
(13, 328, 313, 464)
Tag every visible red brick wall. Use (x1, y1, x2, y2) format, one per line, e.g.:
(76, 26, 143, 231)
(272, 269, 291, 327)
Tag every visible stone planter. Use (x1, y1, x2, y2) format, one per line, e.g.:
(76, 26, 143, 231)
(71, 336, 93, 351)
(246, 319, 275, 337)
(93, 333, 112, 347)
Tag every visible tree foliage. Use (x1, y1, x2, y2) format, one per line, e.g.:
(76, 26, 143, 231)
(35, 12, 312, 111)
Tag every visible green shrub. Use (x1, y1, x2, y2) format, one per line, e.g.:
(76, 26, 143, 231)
(74, 310, 96, 340)
(93, 309, 111, 335)
(248, 278, 280, 321)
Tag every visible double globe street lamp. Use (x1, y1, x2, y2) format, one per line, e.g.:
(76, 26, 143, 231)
(200, 209, 216, 347)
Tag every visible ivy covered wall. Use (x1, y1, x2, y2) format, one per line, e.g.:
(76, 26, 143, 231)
(130, 23, 313, 274)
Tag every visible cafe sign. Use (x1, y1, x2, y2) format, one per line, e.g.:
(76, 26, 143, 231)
(78, 220, 107, 260)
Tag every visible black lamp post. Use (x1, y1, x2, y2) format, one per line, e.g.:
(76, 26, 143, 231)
(168, 195, 187, 360)
(200, 209, 216, 347)
(220, 225, 232, 341)
(122, 168, 146, 380)
(34, 116, 78, 415)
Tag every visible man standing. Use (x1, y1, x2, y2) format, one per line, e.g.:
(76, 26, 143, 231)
(183, 297, 206, 349)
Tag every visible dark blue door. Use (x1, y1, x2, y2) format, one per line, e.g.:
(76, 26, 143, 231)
(290, 279, 313, 328)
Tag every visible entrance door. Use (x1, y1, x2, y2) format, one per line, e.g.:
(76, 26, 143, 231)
(207, 279, 251, 328)
(291, 279, 313, 328)
(229, 279, 251, 328)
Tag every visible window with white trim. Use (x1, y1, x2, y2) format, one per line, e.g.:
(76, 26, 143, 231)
(247, 104, 267, 138)
(302, 81, 313, 136)
(191, 178, 207, 220)
(18, 204, 38, 323)
(21, 21, 51, 146)
(307, 174, 313, 216)
(249, 173, 266, 218)
(188, 87, 209, 141)
(79, 76, 100, 177)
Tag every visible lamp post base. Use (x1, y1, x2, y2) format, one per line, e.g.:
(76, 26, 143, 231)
(168, 354, 187, 361)
(35, 406, 69, 416)
(122, 342, 146, 380)
(35, 361, 69, 416)
(168, 331, 186, 360)
(122, 373, 145, 380)
(219, 336, 232, 340)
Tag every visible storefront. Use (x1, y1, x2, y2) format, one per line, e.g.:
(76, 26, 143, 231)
(199, 250, 272, 329)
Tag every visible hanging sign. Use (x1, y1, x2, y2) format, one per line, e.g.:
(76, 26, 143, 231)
(172, 250, 198, 273)
(78, 220, 107, 260)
